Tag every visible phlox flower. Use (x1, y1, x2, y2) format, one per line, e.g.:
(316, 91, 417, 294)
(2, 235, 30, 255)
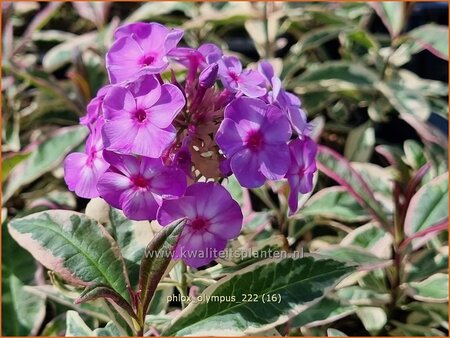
(97, 151, 186, 221)
(286, 137, 317, 215)
(258, 61, 311, 136)
(157, 182, 243, 268)
(102, 73, 185, 158)
(106, 22, 183, 83)
(218, 56, 266, 98)
(80, 85, 111, 129)
(216, 97, 292, 188)
(64, 126, 108, 199)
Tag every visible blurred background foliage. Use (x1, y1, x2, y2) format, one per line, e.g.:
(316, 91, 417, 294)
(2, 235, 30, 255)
(1, 2, 448, 336)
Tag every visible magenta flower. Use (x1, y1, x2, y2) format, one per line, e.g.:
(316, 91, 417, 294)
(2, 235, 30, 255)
(106, 22, 183, 83)
(170, 43, 222, 70)
(218, 56, 266, 98)
(80, 85, 111, 129)
(216, 97, 292, 188)
(286, 137, 317, 215)
(102, 73, 185, 158)
(258, 61, 310, 136)
(157, 182, 243, 268)
(97, 151, 186, 221)
(64, 127, 109, 199)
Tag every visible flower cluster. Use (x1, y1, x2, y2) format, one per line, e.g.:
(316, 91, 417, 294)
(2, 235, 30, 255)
(64, 22, 317, 267)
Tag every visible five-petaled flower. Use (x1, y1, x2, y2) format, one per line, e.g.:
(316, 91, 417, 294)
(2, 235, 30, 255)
(97, 151, 186, 221)
(216, 97, 292, 188)
(158, 182, 243, 267)
(102, 73, 185, 158)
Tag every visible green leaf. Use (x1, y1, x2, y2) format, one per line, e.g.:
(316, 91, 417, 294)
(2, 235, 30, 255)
(9, 210, 130, 301)
(295, 61, 378, 90)
(356, 307, 387, 335)
(341, 222, 391, 256)
(327, 328, 348, 336)
(404, 302, 448, 329)
(3, 126, 88, 202)
(408, 24, 449, 60)
(125, 2, 195, 22)
(344, 121, 375, 162)
(301, 187, 370, 222)
(317, 245, 391, 268)
(1, 152, 31, 182)
(164, 256, 355, 335)
(138, 218, 186, 323)
(293, 26, 347, 54)
(2, 274, 46, 336)
(42, 32, 97, 72)
(377, 81, 431, 121)
(336, 286, 391, 306)
(65, 310, 95, 337)
(291, 297, 355, 328)
(317, 146, 390, 229)
(407, 273, 448, 303)
(370, 2, 404, 37)
(390, 320, 445, 336)
(404, 140, 427, 170)
(406, 249, 448, 282)
(108, 207, 154, 289)
(75, 284, 136, 321)
(94, 321, 122, 336)
(404, 173, 448, 248)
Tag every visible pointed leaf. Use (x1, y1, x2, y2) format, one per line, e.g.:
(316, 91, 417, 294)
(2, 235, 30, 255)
(291, 297, 355, 328)
(404, 173, 448, 249)
(301, 187, 371, 222)
(75, 284, 136, 321)
(8, 210, 130, 301)
(406, 273, 448, 303)
(317, 146, 390, 229)
(164, 256, 355, 335)
(408, 24, 448, 60)
(138, 218, 186, 319)
(65, 310, 95, 337)
(2, 274, 46, 336)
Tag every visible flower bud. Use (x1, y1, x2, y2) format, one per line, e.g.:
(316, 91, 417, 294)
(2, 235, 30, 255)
(199, 63, 218, 88)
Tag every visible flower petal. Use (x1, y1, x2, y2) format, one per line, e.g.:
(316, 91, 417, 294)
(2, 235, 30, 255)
(101, 119, 137, 153)
(121, 189, 161, 221)
(97, 171, 133, 209)
(128, 74, 161, 109)
(260, 105, 292, 144)
(230, 148, 266, 188)
(131, 124, 176, 158)
(106, 37, 145, 83)
(157, 196, 197, 226)
(103, 86, 136, 121)
(147, 84, 185, 128)
(215, 118, 246, 157)
(259, 144, 290, 181)
(150, 167, 187, 197)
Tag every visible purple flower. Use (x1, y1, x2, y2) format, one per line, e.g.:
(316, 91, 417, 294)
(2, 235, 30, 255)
(169, 43, 222, 70)
(106, 22, 183, 83)
(286, 137, 317, 215)
(157, 182, 243, 268)
(258, 61, 311, 136)
(218, 56, 266, 98)
(97, 151, 186, 221)
(64, 127, 109, 199)
(80, 85, 111, 129)
(216, 97, 292, 188)
(102, 73, 185, 158)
